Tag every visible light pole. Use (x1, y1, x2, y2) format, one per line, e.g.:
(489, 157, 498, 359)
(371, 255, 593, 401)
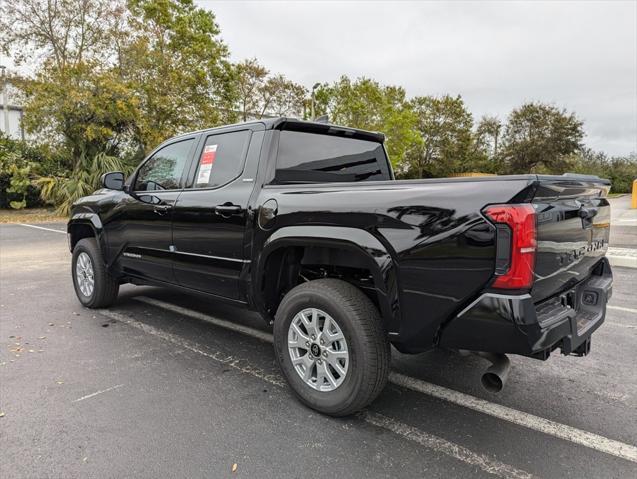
(0, 65, 8, 137)
(311, 82, 320, 121)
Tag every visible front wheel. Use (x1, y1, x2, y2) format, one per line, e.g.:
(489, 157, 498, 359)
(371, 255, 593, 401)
(72, 238, 119, 308)
(273, 279, 390, 416)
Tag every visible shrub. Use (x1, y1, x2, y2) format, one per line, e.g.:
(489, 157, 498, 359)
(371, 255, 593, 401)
(0, 138, 45, 209)
(37, 151, 131, 215)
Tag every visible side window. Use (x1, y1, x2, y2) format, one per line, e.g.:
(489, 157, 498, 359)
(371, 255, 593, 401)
(192, 130, 251, 189)
(134, 139, 194, 191)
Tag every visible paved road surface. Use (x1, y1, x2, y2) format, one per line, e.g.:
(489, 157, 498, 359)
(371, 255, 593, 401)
(1, 223, 636, 478)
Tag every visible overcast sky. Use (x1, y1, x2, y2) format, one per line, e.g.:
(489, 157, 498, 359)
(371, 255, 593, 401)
(200, 0, 637, 156)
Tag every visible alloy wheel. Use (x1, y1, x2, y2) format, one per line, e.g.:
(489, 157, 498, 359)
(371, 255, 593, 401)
(287, 308, 349, 392)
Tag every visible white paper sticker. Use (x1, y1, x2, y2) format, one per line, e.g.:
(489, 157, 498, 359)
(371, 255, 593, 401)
(196, 144, 217, 185)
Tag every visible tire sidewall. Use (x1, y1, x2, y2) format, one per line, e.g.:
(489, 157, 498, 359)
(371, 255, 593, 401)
(72, 241, 99, 307)
(274, 285, 369, 414)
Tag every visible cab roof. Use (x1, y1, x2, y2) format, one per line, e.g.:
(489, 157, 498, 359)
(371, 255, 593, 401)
(175, 117, 385, 144)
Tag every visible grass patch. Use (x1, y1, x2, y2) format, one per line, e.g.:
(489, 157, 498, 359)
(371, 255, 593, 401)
(0, 208, 67, 224)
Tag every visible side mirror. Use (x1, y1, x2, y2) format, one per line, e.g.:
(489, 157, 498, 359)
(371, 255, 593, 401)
(101, 171, 125, 190)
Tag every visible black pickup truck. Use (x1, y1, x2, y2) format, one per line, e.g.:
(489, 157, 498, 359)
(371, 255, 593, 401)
(68, 118, 613, 416)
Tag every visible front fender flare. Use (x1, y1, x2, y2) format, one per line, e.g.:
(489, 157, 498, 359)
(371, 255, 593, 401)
(254, 226, 401, 335)
(67, 212, 105, 253)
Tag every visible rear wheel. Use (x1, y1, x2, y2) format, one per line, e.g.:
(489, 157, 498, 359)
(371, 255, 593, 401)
(72, 238, 119, 308)
(274, 279, 390, 416)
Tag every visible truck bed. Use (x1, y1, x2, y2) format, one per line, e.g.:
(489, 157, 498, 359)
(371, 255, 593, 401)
(259, 173, 611, 353)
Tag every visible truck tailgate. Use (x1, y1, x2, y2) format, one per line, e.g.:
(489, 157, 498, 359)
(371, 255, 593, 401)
(531, 176, 611, 303)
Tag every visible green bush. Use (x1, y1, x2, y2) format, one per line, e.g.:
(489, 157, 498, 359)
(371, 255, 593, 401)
(38, 151, 131, 215)
(5, 163, 32, 209)
(604, 156, 637, 193)
(0, 134, 78, 209)
(0, 137, 44, 209)
(1, 132, 133, 214)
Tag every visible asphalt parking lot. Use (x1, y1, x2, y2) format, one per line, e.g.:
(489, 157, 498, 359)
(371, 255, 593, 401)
(1, 221, 636, 478)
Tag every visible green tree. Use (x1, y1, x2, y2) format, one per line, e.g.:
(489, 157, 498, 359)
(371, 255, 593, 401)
(4, 0, 239, 212)
(235, 58, 307, 120)
(0, 0, 123, 70)
(404, 95, 476, 177)
(500, 102, 584, 173)
(313, 76, 421, 169)
(236, 58, 269, 121)
(475, 115, 502, 158)
(470, 115, 504, 174)
(266, 74, 307, 118)
(5, 0, 239, 159)
(122, 0, 238, 155)
(18, 64, 139, 168)
(2, 0, 138, 165)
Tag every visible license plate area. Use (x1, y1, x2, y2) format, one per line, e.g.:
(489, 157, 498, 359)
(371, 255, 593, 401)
(574, 274, 611, 335)
(536, 258, 612, 355)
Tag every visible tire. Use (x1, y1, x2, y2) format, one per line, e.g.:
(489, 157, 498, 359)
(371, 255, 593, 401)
(72, 238, 119, 308)
(273, 278, 390, 416)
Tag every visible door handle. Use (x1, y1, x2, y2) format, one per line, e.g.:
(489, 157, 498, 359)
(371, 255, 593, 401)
(214, 204, 242, 216)
(153, 204, 172, 215)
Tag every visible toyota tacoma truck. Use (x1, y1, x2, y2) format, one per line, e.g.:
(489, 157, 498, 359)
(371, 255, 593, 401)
(68, 118, 613, 416)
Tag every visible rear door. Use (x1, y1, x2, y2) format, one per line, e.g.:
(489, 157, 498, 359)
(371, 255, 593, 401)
(531, 176, 611, 302)
(171, 126, 264, 300)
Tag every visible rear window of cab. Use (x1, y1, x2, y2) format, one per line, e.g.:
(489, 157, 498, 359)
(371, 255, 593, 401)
(273, 130, 391, 184)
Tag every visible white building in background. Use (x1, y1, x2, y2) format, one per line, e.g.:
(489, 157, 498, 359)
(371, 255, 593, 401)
(1, 105, 25, 141)
(0, 72, 26, 141)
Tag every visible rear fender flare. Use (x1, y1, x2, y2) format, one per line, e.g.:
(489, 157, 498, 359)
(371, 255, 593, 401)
(254, 226, 400, 334)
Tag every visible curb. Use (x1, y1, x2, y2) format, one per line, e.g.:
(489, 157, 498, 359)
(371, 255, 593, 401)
(607, 247, 637, 269)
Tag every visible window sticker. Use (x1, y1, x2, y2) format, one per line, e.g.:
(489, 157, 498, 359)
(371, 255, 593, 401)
(196, 144, 217, 185)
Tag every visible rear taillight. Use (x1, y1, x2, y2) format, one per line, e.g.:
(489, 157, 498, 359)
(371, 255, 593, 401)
(484, 204, 537, 289)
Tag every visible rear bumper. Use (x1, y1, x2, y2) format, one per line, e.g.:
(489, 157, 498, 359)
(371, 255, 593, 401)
(439, 258, 613, 358)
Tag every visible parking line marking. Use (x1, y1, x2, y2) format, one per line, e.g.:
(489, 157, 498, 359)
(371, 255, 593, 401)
(97, 308, 534, 478)
(135, 295, 637, 463)
(18, 223, 66, 234)
(608, 305, 637, 315)
(361, 411, 536, 479)
(98, 309, 286, 386)
(389, 372, 637, 463)
(137, 297, 274, 342)
(73, 384, 124, 403)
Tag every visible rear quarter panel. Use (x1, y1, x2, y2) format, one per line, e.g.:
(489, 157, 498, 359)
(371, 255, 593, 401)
(255, 176, 534, 351)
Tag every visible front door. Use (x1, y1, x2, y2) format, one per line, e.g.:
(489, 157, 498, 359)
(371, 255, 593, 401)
(171, 128, 263, 300)
(106, 137, 196, 282)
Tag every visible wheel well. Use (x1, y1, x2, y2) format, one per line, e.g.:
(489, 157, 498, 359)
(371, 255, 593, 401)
(260, 245, 380, 318)
(69, 223, 96, 251)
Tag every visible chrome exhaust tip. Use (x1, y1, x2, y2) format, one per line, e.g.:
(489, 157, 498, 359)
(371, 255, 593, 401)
(457, 350, 511, 392)
(478, 352, 510, 393)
